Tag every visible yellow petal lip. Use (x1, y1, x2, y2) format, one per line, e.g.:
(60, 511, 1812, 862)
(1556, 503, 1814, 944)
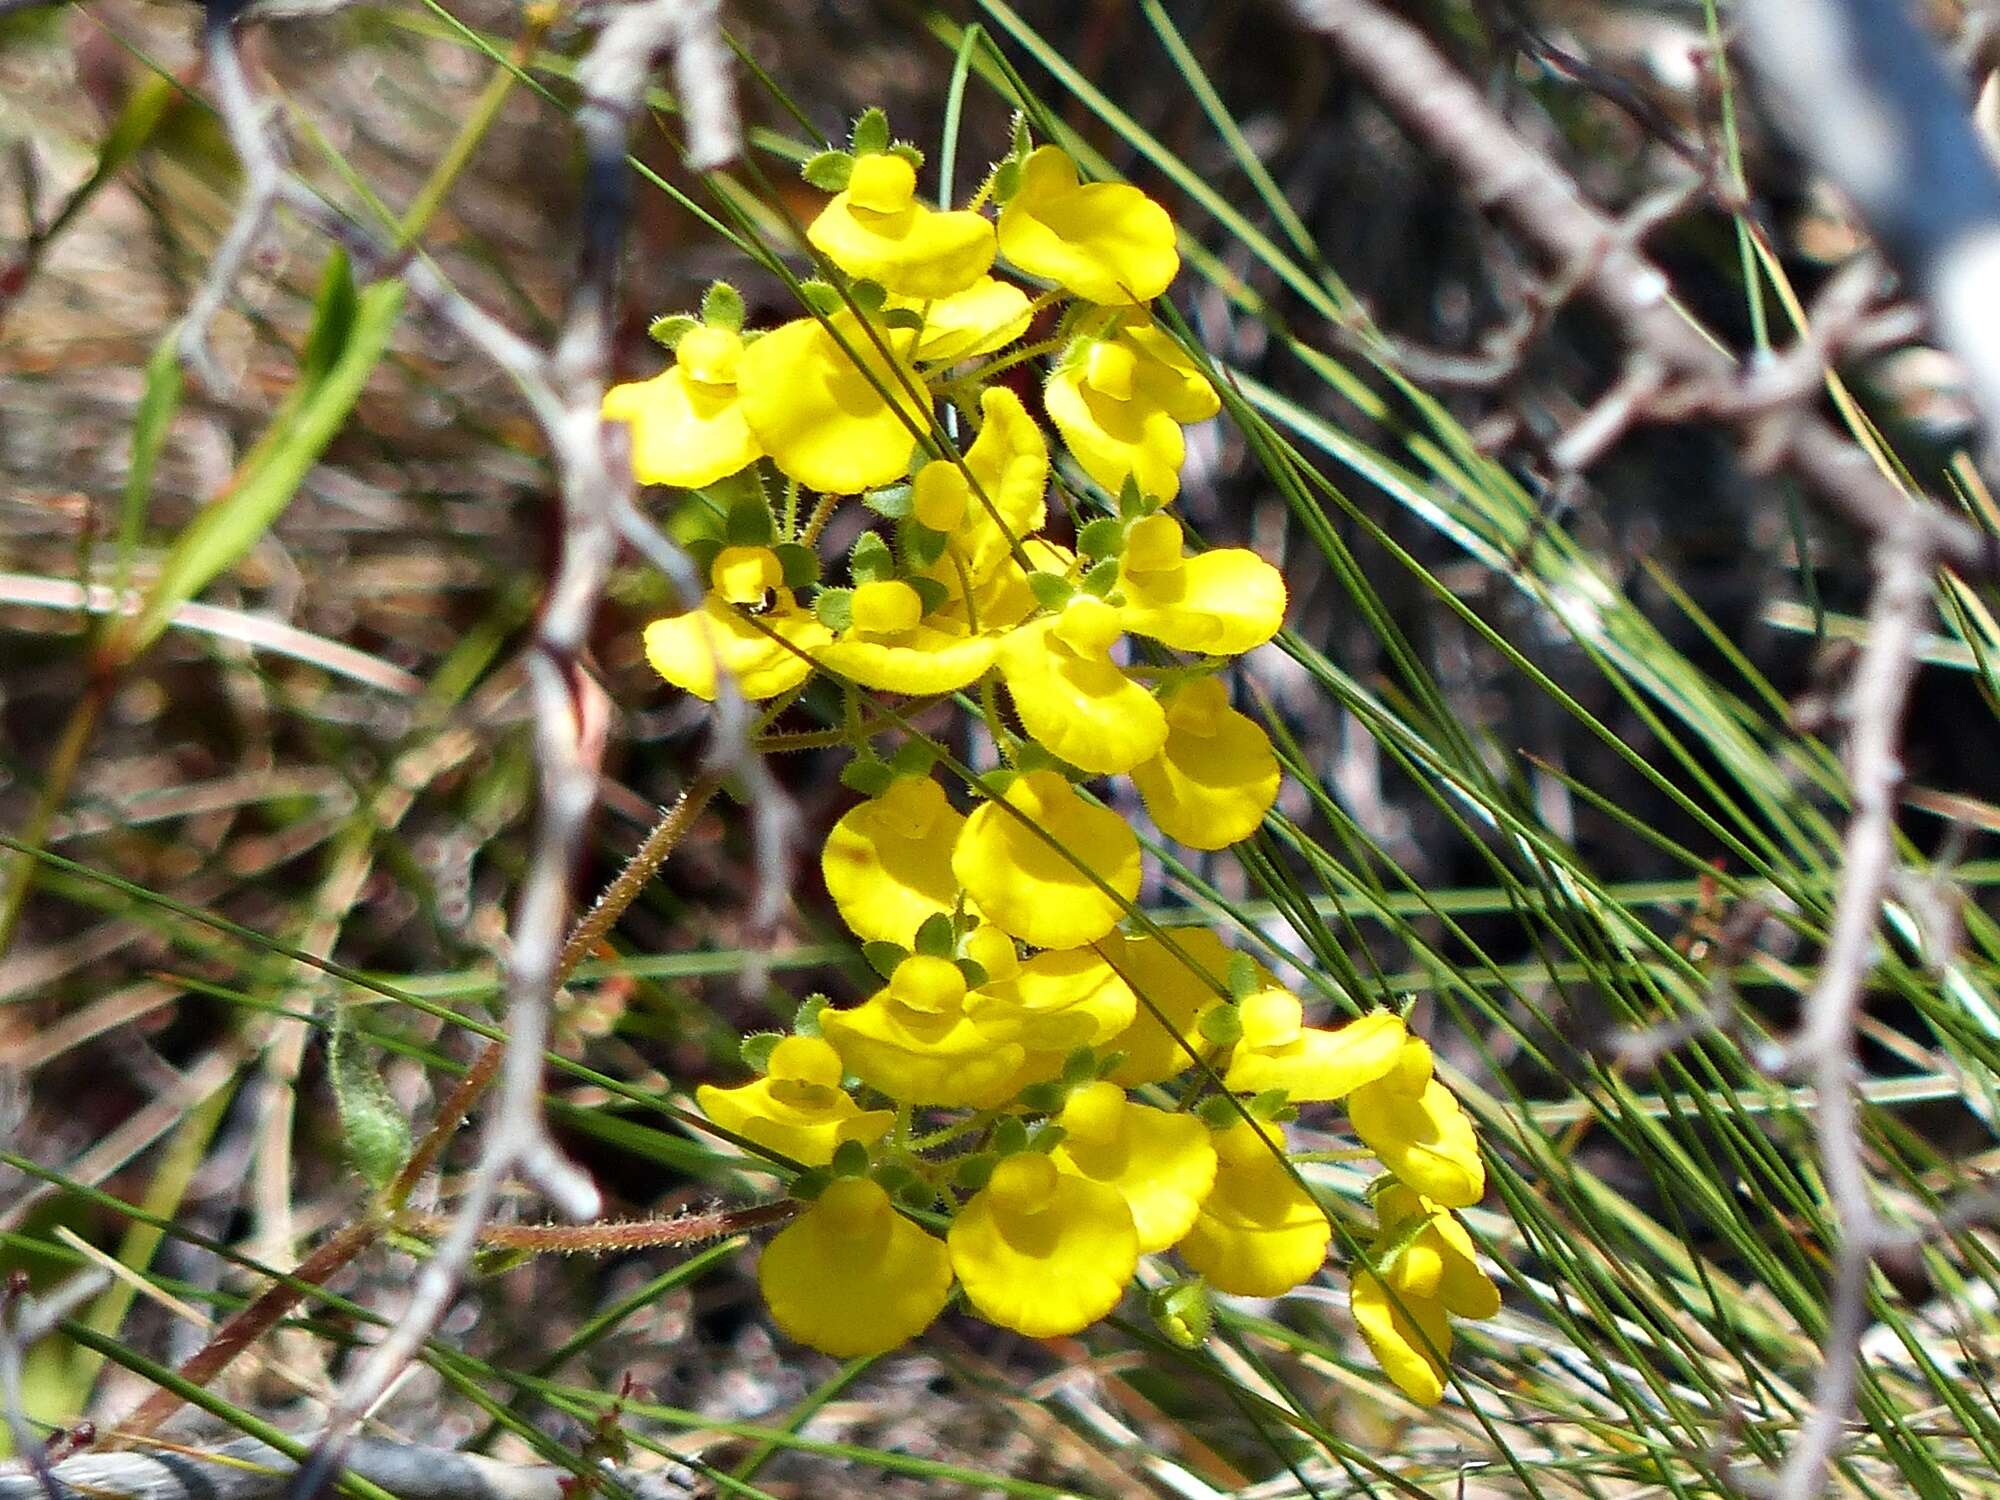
(737, 313, 930, 493)
(602, 364, 760, 491)
(893, 276, 1035, 363)
(642, 596, 829, 701)
(1120, 549, 1288, 657)
(1053, 1084, 1218, 1253)
(693, 1054, 893, 1167)
(967, 947, 1137, 1051)
(1045, 360, 1189, 501)
(759, 1177, 952, 1357)
(711, 545, 784, 605)
(821, 777, 965, 945)
(1351, 1269, 1451, 1405)
(1175, 1121, 1330, 1298)
(812, 628, 998, 696)
(1099, 929, 1236, 1087)
(1349, 1039, 1486, 1207)
(1224, 1007, 1408, 1103)
(1376, 1186, 1501, 1320)
(997, 146, 1179, 304)
(951, 770, 1141, 949)
(948, 1153, 1139, 1337)
(918, 385, 1050, 589)
(820, 989, 1027, 1107)
(1131, 678, 1280, 851)
(807, 160, 997, 299)
(998, 620, 1167, 776)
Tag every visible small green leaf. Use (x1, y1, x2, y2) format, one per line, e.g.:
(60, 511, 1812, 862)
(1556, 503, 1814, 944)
(914, 912, 956, 957)
(901, 578, 945, 618)
(872, 1161, 919, 1193)
(1199, 1002, 1243, 1047)
(991, 158, 1022, 204)
(850, 530, 897, 584)
(882, 307, 927, 330)
(862, 940, 908, 979)
(889, 739, 937, 775)
(773, 541, 821, 589)
(1248, 1088, 1291, 1120)
(724, 495, 776, 545)
(798, 279, 844, 316)
(1095, 1050, 1128, 1079)
(299, 250, 359, 386)
(830, 1138, 872, 1176)
(700, 280, 745, 330)
(839, 755, 895, 795)
(1016, 1081, 1065, 1115)
(1061, 1047, 1098, 1086)
(647, 313, 698, 349)
(955, 957, 989, 989)
(325, 1003, 412, 1192)
(1226, 951, 1262, 1000)
(1009, 741, 1055, 774)
(888, 141, 925, 169)
(1148, 1279, 1213, 1349)
(739, 1032, 782, 1073)
(1027, 571, 1075, 610)
(897, 1179, 939, 1210)
(815, 586, 855, 632)
(897, 517, 947, 571)
(849, 279, 887, 314)
(1194, 1096, 1240, 1131)
(1080, 558, 1121, 597)
(684, 537, 722, 583)
(791, 1167, 832, 1200)
(850, 107, 891, 156)
(992, 1115, 1029, 1154)
(1077, 517, 1125, 560)
(1031, 1124, 1067, 1153)
(1010, 111, 1033, 160)
(793, 993, 829, 1036)
(801, 150, 854, 191)
(864, 482, 914, 519)
(1117, 474, 1148, 517)
(954, 1154, 995, 1191)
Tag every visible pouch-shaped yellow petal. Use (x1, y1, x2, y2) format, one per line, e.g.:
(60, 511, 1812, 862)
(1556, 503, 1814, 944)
(695, 1036, 893, 1166)
(813, 627, 997, 695)
(808, 154, 996, 298)
(951, 770, 1140, 948)
(1046, 360, 1191, 502)
(1122, 321, 1221, 422)
(1349, 1040, 1485, 1207)
(996, 146, 1178, 304)
(1132, 678, 1280, 850)
(1175, 1121, 1329, 1297)
(1100, 929, 1236, 1086)
(967, 948, 1136, 1051)
(759, 1177, 952, 1357)
(1121, 550, 1287, 657)
(1376, 1185, 1500, 1320)
(920, 386, 1051, 588)
(948, 1152, 1138, 1337)
(1350, 1269, 1452, 1406)
(1053, 1082, 1218, 1252)
(602, 361, 760, 490)
(738, 313, 929, 493)
(643, 596, 829, 701)
(821, 777, 965, 945)
(820, 988, 1027, 1107)
(1224, 1004, 1407, 1103)
(895, 276, 1035, 363)
(998, 618, 1166, 775)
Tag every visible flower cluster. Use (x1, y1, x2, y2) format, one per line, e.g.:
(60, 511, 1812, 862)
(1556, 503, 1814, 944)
(606, 111, 1495, 1403)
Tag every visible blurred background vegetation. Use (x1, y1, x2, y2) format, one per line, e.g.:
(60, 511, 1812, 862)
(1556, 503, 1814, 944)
(9, 0, 2000, 1494)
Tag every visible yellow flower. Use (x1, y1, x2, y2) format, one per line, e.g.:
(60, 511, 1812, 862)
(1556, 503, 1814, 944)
(821, 953, 1027, 1107)
(1175, 1120, 1330, 1297)
(997, 598, 1166, 775)
(930, 538, 1070, 637)
(1131, 677, 1280, 850)
(642, 545, 831, 701)
(1100, 929, 1237, 1087)
(1350, 1268, 1453, 1406)
(1373, 1184, 1500, 1320)
(964, 947, 1138, 1097)
(602, 324, 761, 489)
(892, 276, 1034, 364)
(1223, 993, 1406, 1103)
(948, 1151, 1138, 1337)
(695, 1035, 893, 1166)
(759, 1176, 952, 1357)
(914, 386, 1050, 589)
(1348, 1037, 1485, 1207)
(1045, 320, 1218, 501)
(812, 579, 998, 695)
(1052, 1081, 1217, 1252)
(996, 146, 1178, 304)
(808, 151, 996, 298)
(1116, 513, 1287, 655)
(821, 777, 964, 945)
(951, 770, 1140, 949)
(737, 310, 930, 493)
